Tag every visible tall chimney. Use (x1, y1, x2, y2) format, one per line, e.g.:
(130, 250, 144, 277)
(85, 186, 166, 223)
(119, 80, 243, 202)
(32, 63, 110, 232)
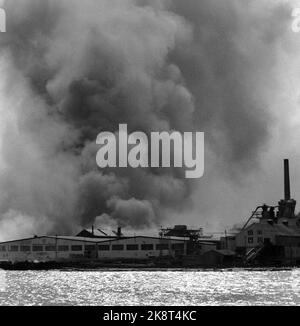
(284, 159, 291, 201)
(117, 227, 122, 238)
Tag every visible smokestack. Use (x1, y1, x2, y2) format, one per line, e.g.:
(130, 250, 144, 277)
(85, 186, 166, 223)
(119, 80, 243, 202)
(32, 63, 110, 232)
(284, 159, 291, 201)
(117, 227, 122, 238)
(92, 225, 94, 237)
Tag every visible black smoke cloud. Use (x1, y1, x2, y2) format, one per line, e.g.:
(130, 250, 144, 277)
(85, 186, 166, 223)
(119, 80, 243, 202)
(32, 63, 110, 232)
(0, 0, 294, 239)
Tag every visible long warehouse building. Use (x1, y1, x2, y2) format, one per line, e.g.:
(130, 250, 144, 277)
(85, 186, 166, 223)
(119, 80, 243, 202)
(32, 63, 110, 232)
(0, 233, 190, 263)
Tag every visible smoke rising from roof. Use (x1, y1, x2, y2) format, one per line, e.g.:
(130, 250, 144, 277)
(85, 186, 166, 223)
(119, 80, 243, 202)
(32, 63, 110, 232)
(0, 0, 297, 239)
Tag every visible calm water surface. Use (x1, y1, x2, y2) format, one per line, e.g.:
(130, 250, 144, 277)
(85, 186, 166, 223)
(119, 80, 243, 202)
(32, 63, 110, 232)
(0, 268, 299, 306)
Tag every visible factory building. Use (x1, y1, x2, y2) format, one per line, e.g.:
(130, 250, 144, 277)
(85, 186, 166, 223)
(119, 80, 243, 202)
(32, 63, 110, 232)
(235, 219, 300, 263)
(235, 220, 300, 251)
(2, 160, 300, 268)
(0, 233, 189, 264)
(234, 160, 300, 264)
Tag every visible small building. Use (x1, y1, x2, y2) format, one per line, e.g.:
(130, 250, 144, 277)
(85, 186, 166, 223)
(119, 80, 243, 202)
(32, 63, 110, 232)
(183, 249, 236, 267)
(220, 235, 237, 252)
(201, 250, 236, 267)
(197, 241, 218, 254)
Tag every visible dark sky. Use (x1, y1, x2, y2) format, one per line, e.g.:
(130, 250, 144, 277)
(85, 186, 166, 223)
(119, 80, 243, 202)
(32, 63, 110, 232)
(0, 0, 300, 240)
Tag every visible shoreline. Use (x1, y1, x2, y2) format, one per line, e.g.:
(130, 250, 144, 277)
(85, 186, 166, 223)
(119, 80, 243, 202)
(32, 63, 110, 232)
(0, 261, 297, 272)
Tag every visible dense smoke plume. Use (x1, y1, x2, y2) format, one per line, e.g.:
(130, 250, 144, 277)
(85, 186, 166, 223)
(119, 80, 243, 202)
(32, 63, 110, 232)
(0, 0, 298, 239)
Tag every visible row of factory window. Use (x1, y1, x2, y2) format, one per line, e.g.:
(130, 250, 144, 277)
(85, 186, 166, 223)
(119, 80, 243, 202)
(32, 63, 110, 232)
(0, 243, 184, 252)
(247, 230, 263, 236)
(247, 237, 300, 246)
(247, 237, 264, 244)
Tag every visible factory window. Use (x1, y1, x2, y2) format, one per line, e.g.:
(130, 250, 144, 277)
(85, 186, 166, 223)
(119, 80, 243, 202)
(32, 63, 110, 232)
(71, 245, 83, 251)
(112, 245, 124, 251)
(247, 230, 254, 236)
(248, 237, 254, 244)
(0, 246, 6, 252)
(32, 246, 43, 252)
(20, 246, 31, 252)
(257, 237, 264, 244)
(98, 245, 110, 251)
(172, 243, 185, 250)
(156, 244, 169, 250)
(127, 244, 139, 251)
(45, 246, 57, 251)
(141, 244, 154, 251)
(58, 245, 69, 252)
(85, 245, 96, 251)
(257, 230, 263, 235)
(10, 245, 19, 252)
